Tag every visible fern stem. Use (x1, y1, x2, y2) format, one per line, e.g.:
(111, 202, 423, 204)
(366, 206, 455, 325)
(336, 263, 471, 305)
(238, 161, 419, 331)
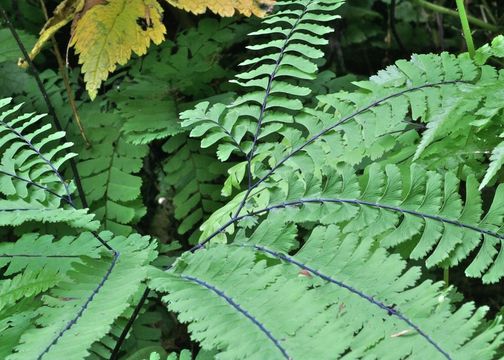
(250, 244, 452, 360)
(193, 196, 504, 253)
(250, 81, 465, 196)
(0, 254, 80, 259)
(234, 1, 311, 219)
(182, 274, 291, 359)
(455, 0, 476, 58)
(413, 0, 499, 32)
(0, 6, 89, 209)
(443, 267, 450, 287)
(37, 250, 120, 360)
(110, 287, 150, 360)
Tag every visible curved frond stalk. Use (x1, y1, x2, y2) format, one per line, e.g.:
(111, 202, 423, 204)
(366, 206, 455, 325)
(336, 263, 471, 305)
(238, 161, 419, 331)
(199, 164, 504, 283)
(150, 230, 503, 359)
(181, 0, 343, 200)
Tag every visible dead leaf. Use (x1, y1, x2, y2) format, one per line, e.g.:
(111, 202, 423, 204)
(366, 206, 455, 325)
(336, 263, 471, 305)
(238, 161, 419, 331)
(165, 0, 276, 17)
(18, 0, 85, 68)
(70, 0, 166, 99)
(390, 329, 413, 338)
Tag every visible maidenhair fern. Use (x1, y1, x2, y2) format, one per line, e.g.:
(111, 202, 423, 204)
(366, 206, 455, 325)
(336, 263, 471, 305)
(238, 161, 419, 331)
(6, 234, 155, 360)
(161, 135, 230, 239)
(150, 227, 503, 359)
(0, 97, 156, 358)
(0, 98, 96, 230)
(185, 30, 504, 282)
(1, 0, 504, 359)
(74, 103, 149, 235)
(156, 0, 504, 358)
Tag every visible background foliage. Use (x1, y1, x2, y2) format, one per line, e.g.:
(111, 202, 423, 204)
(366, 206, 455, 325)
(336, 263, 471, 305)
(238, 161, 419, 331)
(0, 0, 503, 359)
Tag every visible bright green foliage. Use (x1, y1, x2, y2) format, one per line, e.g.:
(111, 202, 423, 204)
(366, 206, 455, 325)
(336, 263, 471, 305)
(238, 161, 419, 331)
(205, 163, 504, 282)
(181, 0, 344, 195)
(0, 232, 101, 276)
(0, 270, 60, 312)
(1, 0, 504, 359)
(150, 225, 503, 359)
(187, 35, 504, 282)
(76, 104, 149, 235)
(166, 1, 504, 358)
(483, 141, 504, 189)
(86, 286, 154, 360)
(150, 1, 504, 359)
(2, 232, 156, 360)
(311, 38, 504, 183)
(0, 98, 97, 230)
(0, 299, 39, 359)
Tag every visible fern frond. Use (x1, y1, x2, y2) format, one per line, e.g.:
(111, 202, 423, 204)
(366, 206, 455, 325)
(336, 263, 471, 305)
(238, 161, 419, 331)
(482, 141, 504, 189)
(181, 0, 343, 190)
(0, 232, 101, 276)
(108, 75, 180, 145)
(201, 163, 504, 282)
(150, 225, 503, 359)
(304, 44, 504, 182)
(76, 105, 149, 235)
(5, 233, 156, 360)
(0, 98, 97, 230)
(86, 286, 153, 360)
(0, 300, 39, 358)
(161, 135, 230, 237)
(0, 270, 60, 312)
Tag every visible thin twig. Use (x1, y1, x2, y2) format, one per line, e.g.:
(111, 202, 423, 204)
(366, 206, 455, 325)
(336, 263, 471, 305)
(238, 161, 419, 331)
(38, 0, 90, 146)
(109, 287, 150, 360)
(413, 0, 500, 32)
(389, 0, 406, 53)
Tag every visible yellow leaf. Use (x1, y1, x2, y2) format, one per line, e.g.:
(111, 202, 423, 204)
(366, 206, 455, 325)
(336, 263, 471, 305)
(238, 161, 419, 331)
(165, 0, 276, 17)
(70, 0, 166, 99)
(18, 0, 85, 68)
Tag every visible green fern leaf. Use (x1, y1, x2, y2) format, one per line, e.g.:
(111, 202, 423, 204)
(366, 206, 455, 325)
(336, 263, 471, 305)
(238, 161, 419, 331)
(6, 233, 156, 360)
(181, 0, 344, 189)
(150, 225, 503, 359)
(161, 135, 230, 237)
(0, 300, 39, 358)
(198, 162, 504, 282)
(481, 141, 504, 189)
(0, 232, 101, 276)
(76, 104, 149, 235)
(0, 97, 98, 230)
(0, 270, 60, 312)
